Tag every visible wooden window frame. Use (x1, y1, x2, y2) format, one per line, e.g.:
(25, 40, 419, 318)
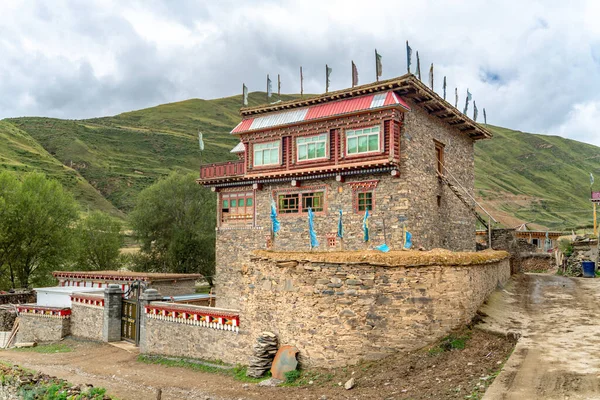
(296, 133, 329, 163)
(252, 140, 281, 167)
(220, 191, 254, 224)
(356, 190, 374, 212)
(434, 140, 445, 177)
(275, 187, 327, 216)
(345, 125, 382, 157)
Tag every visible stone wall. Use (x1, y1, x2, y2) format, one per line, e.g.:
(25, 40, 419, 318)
(70, 303, 103, 341)
(150, 280, 197, 297)
(16, 315, 70, 343)
(145, 249, 509, 368)
(0, 307, 17, 331)
(0, 292, 35, 305)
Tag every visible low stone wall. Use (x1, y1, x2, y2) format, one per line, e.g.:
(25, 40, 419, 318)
(142, 303, 245, 364)
(0, 292, 35, 305)
(0, 307, 17, 331)
(141, 249, 509, 368)
(16, 306, 71, 343)
(70, 296, 104, 341)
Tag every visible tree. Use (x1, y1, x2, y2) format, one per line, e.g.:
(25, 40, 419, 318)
(75, 211, 123, 270)
(129, 172, 216, 282)
(0, 172, 79, 288)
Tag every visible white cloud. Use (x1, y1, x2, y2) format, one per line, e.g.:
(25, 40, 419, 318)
(0, 0, 598, 147)
(557, 101, 600, 146)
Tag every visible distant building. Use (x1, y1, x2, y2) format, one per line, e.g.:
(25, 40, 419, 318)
(198, 74, 492, 308)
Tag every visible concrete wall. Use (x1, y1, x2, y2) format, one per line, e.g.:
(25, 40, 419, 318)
(70, 303, 103, 341)
(16, 315, 70, 343)
(143, 250, 509, 368)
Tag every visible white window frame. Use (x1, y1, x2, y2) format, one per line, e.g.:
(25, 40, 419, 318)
(253, 140, 280, 167)
(345, 126, 381, 156)
(296, 133, 328, 162)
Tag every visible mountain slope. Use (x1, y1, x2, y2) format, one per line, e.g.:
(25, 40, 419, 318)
(2, 93, 598, 230)
(475, 125, 598, 230)
(0, 120, 122, 217)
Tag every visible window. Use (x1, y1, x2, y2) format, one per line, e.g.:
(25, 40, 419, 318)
(357, 191, 373, 211)
(297, 134, 327, 161)
(278, 193, 299, 214)
(301, 192, 324, 212)
(253, 141, 280, 166)
(435, 141, 445, 176)
(277, 190, 325, 214)
(221, 192, 254, 223)
(346, 126, 380, 155)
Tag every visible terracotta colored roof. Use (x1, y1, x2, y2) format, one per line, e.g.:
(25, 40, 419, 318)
(52, 271, 202, 281)
(231, 91, 410, 134)
(238, 74, 491, 140)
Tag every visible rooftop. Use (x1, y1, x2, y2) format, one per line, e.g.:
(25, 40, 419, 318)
(52, 270, 203, 282)
(237, 74, 492, 140)
(252, 248, 508, 267)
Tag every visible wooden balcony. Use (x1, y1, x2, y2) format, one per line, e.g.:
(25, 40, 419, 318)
(200, 160, 245, 181)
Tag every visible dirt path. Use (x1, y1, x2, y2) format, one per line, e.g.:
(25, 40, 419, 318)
(481, 273, 600, 400)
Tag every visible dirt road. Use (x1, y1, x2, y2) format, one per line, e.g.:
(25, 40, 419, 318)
(481, 274, 600, 400)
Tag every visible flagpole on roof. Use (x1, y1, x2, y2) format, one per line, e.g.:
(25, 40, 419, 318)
(455, 88, 458, 108)
(277, 74, 281, 99)
(429, 63, 434, 90)
(415, 51, 421, 80)
(300, 66, 304, 98)
(406, 41, 412, 74)
(443, 76, 447, 100)
(375, 49, 382, 82)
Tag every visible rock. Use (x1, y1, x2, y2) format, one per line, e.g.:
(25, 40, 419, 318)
(258, 378, 283, 387)
(344, 377, 355, 390)
(319, 396, 328, 400)
(247, 333, 279, 378)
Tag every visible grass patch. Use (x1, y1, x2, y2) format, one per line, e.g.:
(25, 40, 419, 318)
(137, 354, 268, 383)
(428, 331, 472, 356)
(14, 343, 72, 354)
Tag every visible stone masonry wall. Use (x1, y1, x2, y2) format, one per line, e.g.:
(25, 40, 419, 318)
(146, 250, 509, 368)
(16, 315, 70, 343)
(401, 99, 476, 252)
(70, 303, 103, 341)
(150, 280, 197, 297)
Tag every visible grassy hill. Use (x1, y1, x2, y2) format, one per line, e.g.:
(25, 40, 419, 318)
(1, 93, 598, 230)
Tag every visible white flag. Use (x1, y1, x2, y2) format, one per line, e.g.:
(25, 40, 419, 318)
(198, 132, 204, 151)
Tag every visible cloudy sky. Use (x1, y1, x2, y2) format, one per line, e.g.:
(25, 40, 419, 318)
(1, 0, 599, 144)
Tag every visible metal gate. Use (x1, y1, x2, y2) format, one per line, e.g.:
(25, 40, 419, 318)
(121, 299, 139, 343)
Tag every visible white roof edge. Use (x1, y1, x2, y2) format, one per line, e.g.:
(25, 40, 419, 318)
(230, 142, 245, 153)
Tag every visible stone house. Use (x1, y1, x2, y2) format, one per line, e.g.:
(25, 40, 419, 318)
(198, 73, 492, 309)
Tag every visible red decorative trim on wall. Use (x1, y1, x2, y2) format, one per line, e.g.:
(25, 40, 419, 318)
(348, 180, 379, 190)
(144, 303, 240, 333)
(71, 294, 105, 308)
(17, 305, 71, 319)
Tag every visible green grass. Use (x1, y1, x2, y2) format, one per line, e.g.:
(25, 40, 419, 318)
(428, 332, 472, 355)
(14, 343, 72, 354)
(137, 354, 269, 383)
(1, 92, 599, 230)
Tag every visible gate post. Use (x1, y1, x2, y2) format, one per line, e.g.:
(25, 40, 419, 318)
(103, 284, 123, 342)
(138, 288, 163, 352)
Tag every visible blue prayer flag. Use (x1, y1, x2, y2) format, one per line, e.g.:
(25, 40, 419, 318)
(375, 243, 389, 252)
(270, 199, 280, 236)
(308, 207, 319, 248)
(363, 209, 370, 242)
(404, 230, 412, 249)
(337, 209, 344, 238)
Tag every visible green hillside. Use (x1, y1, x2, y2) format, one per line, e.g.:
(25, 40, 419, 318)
(1, 93, 597, 230)
(475, 125, 598, 230)
(0, 120, 122, 217)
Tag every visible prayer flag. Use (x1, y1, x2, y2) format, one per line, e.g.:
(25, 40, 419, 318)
(363, 209, 370, 242)
(308, 207, 319, 248)
(591, 173, 595, 186)
(406, 41, 412, 74)
(300, 66, 304, 97)
(463, 89, 472, 114)
(404, 230, 412, 249)
(483, 108, 487, 124)
(443, 76, 447, 100)
(375, 49, 383, 81)
(326, 64, 332, 93)
(198, 131, 204, 151)
(375, 243, 390, 252)
(455, 88, 458, 108)
(242, 83, 248, 107)
(416, 51, 421, 80)
(429, 63, 434, 89)
(337, 209, 344, 238)
(352, 61, 359, 87)
(277, 74, 281, 97)
(267, 74, 272, 100)
(473, 101, 478, 122)
(270, 199, 280, 236)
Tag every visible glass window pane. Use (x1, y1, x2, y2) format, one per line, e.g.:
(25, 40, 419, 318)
(368, 134, 379, 151)
(307, 143, 316, 159)
(230, 199, 237, 207)
(271, 148, 279, 163)
(246, 198, 253, 206)
(316, 142, 326, 158)
(222, 200, 229, 208)
(298, 145, 307, 160)
(348, 137, 357, 154)
(358, 136, 368, 152)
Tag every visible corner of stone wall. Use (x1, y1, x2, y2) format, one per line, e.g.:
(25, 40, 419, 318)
(102, 284, 123, 342)
(139, 288, 163, 352)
